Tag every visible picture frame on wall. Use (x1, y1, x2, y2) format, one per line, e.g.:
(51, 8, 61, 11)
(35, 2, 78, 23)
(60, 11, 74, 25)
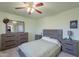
(70, 20, 78, 29)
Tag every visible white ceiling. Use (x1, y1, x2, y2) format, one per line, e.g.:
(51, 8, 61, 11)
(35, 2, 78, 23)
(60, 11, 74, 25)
(0, 2, 79, 19)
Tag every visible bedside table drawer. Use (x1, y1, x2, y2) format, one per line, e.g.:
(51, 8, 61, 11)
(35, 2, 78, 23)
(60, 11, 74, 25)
(62, 40, 73, 44)
(62, 42, 73, 45)
(62, 44, 74, 50)
(62, 47, 76, 55)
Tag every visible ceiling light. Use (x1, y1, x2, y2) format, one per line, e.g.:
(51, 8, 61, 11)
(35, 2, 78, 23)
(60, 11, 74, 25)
(27, 8, 34, 14)
(27, 8, 30, 12)
(15, 2, 44, 14)
(31, 8, 35, 13)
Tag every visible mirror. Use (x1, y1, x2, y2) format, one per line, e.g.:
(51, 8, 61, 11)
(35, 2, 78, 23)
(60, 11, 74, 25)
(7, 20, 25, 32)
(3, 18, 25, 33)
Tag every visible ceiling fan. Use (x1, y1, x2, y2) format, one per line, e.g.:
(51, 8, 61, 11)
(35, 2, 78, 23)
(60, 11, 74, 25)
(15, 2, 44, 14)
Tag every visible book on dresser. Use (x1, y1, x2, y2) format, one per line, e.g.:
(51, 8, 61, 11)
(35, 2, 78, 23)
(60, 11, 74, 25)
(62, 39, 79, 56)
(0, 32, 28, 50)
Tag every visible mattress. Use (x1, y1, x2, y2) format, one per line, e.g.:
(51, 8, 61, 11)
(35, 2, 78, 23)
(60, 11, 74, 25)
(18, 39, 61, 57)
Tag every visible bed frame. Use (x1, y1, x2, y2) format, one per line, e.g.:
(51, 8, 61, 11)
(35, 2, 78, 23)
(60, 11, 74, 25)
(18, 29, 63, 57)
(43, 29, 63, 43)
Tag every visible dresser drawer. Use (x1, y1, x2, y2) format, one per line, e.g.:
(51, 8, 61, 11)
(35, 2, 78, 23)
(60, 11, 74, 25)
(2, 34, 15, 37)
(1, 33, 16, 37)
(18, 34, 28, 41)
(2, 40, 17, 46)
(19, 38, 27, 44)
(2, 44, 17, 50)
(2, 36, 16, 41)
(19, 35, 28, 38)
(18, 33, 28, 37)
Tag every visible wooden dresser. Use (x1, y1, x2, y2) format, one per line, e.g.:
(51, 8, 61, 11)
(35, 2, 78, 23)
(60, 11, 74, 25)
(0, 32, 28, 50)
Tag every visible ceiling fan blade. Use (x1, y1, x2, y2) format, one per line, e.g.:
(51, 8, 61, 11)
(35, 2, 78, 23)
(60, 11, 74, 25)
(35, 9, 42, 14)
(35, 2, 44, 7)
(15, 7, 25, 9)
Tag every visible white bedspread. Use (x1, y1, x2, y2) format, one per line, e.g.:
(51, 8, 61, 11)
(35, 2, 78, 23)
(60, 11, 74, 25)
(18, 39, 60, 57)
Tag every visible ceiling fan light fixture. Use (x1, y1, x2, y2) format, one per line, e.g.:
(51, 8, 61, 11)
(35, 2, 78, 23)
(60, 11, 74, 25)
(27, 8, 34, 14)
(31, 8, 35, 13)
(27, 8, 30, 12)
(15, 2, 44, 14)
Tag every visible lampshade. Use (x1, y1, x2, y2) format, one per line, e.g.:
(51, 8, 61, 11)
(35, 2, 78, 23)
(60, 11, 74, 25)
(67, 31, 73, 36)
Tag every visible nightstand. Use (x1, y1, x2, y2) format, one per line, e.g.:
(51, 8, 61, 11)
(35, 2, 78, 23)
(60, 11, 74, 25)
(35, 34, 42, 40)
(62, 39, 79, 56)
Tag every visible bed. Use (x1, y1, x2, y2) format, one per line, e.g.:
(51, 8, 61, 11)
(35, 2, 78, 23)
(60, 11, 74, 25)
(18, 29, 63, 57)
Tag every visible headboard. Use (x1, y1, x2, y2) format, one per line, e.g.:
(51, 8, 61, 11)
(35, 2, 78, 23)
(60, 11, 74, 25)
(43, 29, 63, 43)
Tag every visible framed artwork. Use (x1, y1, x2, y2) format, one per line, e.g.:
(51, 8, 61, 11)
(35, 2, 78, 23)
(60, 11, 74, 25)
(70, 20, 78, 29)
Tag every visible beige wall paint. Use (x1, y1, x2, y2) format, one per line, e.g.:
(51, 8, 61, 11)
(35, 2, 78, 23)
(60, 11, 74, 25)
(36, 7, 79, 41)
(27, 19, 39, 41)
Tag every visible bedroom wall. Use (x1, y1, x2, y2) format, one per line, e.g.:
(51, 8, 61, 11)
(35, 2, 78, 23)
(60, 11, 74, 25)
(27, 19, 39, 41)
(36, 7, 79, 41)
(0, 11, 37, 48)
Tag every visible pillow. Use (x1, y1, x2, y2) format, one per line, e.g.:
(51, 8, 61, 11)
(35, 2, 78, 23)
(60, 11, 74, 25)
(41, 36, 50, 41)
(41, 37, 61, 47)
